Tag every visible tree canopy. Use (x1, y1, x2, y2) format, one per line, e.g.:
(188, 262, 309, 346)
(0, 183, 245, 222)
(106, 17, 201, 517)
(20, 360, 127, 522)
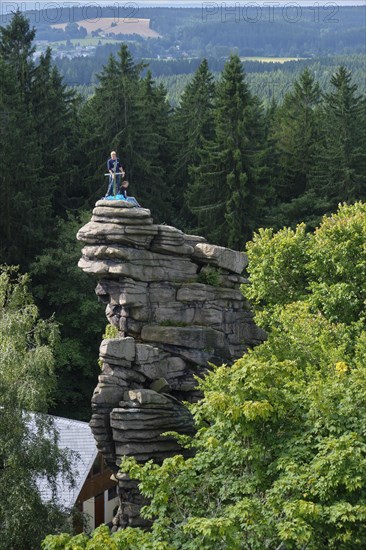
(0, 267, 74, 550)
(43, 202, 366, 548)
(1, 10, 366, 547)
(1, 12, 365, 420)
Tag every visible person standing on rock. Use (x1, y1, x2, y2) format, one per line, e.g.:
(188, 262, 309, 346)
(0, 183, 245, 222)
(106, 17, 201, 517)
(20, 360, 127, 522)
(106, 151, 125, 197)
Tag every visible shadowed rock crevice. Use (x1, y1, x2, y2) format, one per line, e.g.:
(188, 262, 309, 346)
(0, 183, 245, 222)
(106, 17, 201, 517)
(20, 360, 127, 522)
(77, 200, 266, 529)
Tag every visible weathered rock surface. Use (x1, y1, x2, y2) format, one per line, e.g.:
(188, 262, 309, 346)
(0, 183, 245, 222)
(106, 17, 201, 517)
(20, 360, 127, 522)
(77, 199, 266, 529)
(193, 242, 248, 274)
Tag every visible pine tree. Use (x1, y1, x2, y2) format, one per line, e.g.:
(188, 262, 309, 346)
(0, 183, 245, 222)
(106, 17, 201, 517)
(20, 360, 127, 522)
(186, 55, 265, 249)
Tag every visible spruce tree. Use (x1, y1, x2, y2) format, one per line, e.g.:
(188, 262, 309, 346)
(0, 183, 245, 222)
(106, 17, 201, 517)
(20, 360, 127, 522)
(171, 59, 215, 227)
(267, 69, 327, 229)
(131, 71, 172, 220)
(79, 45, 172, 219)
(260, 98, 280, 226)
(314, 66, 366, 208)
(187, 55, 265, 249)
(0, 59, 47, 267)
(0, 9, 36, 98)
(79, 45, 142, 194)
(0, 12, 70, 266)
(31, 48, 80, 214)
(271, 68, 321, 202)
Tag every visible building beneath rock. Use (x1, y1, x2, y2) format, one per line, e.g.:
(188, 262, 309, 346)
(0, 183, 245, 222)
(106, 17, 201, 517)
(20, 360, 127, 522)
(32, 414, 119, 531)
(77, 199, 266, 529)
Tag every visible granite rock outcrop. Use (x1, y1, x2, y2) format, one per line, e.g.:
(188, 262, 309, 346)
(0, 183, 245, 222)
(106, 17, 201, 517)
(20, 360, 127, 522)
(77, 199, 266, 529)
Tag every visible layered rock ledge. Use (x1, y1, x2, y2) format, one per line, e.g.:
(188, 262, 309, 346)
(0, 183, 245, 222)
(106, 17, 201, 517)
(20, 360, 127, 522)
(77, 200, 266, 529)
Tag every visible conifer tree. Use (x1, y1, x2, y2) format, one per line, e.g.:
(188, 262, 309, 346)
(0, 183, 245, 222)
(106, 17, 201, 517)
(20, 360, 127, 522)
(131, 71, 172, 220)
(79, 45, 143, 200)
(267, 69, 327, 229)
(260, 98, 280, 224)
(0, 9, 36, 98)
(271, 69, 321, 202)
(79, 45, 172, 219)
(171, 59, 215, 226)
(0, 13, 77, 267)
(0, 59, 48, 267)
(187, 54, 265, 248)
(31, 48, 80, 214)
(314, 66, 366, 208)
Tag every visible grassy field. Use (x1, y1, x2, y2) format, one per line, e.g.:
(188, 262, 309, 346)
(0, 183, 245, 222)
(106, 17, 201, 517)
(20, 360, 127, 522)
(240, 56, 306, 63)
(52, 18, 160, 38)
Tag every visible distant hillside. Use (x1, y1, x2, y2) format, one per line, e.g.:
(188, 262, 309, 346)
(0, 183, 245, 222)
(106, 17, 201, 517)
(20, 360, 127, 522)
(51, 18, 160, 38)
(16, 5, 366, 57)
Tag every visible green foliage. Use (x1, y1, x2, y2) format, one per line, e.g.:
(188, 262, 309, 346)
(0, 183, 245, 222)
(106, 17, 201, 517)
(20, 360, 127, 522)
(30, 213, 105, 420)
(0, 9, 35, 94)
(2, 18, 366, 549)
(0, 266, 58, 409)
(307, 202, 366, 324)
(0, 11, 81, 269)
(79, 44, 172, 220)
(154, 54, 366, 109)
(0, 56, 46, 268)
(0, 266, 74, 550)
(197, 265, 222, 287)
(245, 202, 366, 327)
(103, 324, 119, 339)
(314, 67, 366, 210)
(42, 525, 156, 550)
(186, 54, 266, 248)
(43, 203, 366, 548)
(170, 58, 215, 227)
(244, 223, 309, 307)
(31, 47, 81, 216)
(272, 69, 321, 198)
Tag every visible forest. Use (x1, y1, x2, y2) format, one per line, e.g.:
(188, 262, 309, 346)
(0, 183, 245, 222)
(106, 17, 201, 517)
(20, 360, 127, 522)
(26, 5, 366, 58)
(1, 9, 366, 549)
(28, 4, 366, 97)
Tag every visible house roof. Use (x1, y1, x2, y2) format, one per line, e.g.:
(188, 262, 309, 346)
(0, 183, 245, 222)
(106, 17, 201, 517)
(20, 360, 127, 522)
(33, 414, 98, 509)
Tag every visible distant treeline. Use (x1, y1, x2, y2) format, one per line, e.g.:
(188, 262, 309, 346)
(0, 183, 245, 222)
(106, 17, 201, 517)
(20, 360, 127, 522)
(154, 54, 366, 106)
(4, 4, 364, 57)
(56, 53, 366, 107)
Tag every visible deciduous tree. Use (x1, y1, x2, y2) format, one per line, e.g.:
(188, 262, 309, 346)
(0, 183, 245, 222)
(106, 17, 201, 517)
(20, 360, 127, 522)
(0, 266, 74, 550)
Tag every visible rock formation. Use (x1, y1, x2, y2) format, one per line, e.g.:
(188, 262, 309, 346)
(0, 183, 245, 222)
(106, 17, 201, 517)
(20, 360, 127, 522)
(77, 199, 266, 529)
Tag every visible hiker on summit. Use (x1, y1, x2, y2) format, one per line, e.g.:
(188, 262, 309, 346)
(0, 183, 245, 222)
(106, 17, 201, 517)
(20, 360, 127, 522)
(106, 151, 125, 197)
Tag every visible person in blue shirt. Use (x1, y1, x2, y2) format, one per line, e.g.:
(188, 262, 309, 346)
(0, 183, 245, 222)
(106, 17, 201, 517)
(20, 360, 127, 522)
(106, 151, 125, 197)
